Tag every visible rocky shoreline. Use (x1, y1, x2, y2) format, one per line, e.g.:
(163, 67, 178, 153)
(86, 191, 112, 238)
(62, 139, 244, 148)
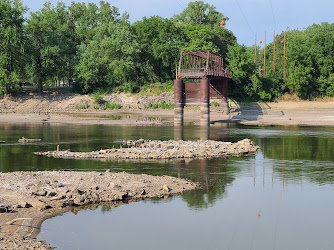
(0, 171, 197, 249)
(35, 138, 259, 160)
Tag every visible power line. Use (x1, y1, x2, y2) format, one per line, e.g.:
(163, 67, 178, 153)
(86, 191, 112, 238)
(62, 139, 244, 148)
(175, 0, 184, 10)
(269, 0, 277, 31)
(234, 0, 254, 34)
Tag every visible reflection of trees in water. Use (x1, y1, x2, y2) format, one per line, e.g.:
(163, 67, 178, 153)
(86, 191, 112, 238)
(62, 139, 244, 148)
(174, 158, 237, 210)
(262, 134, 334, 185)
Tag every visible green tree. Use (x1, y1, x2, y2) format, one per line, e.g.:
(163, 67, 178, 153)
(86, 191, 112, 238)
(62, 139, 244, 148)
(173, 1, 228, 28)
(180, 24, 219, 53)
(26, 2, 66, 91)
(73, 3, 139, 93)
(133, 16, 181, 84)
(73, 44, 99, 93)
(0, 0, 26, 94)
(226, 44, 255, 97)
(173, 1, 236, 59)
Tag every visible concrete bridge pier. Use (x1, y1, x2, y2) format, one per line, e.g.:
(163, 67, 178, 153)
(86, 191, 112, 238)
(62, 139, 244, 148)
(222, 79, 229, 113)
(200, 78, 210, 126)
(174, 79, 184, 126)
(200, 123, 210, 141)
(174, 125, 184, 141)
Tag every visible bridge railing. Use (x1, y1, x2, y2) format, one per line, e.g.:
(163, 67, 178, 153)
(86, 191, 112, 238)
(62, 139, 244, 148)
(177, 51, 232, 79)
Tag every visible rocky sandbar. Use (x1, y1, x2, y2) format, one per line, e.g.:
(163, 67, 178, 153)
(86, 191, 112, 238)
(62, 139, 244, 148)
(0, 171, 197, 249)
(35, 138, 259, 160)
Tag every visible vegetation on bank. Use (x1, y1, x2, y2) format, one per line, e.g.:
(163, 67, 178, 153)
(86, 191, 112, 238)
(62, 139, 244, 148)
(1, 0, 334, 101)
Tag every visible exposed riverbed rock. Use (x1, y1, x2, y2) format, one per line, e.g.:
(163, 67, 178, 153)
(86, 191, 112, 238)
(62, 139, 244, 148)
(0, 171, 197, 249)
(0, 233, 52, 250)
(0, 171, 196, 210)
(35, 138, 259, 160)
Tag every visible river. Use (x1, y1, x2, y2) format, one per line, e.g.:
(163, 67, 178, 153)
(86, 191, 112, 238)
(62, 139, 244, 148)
(1, 123, 334, 249)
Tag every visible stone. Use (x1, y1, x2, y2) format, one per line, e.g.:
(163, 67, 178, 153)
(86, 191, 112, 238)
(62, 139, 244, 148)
(163, 184, 171, 192)
(73, 189, 85, 195)
(32, 190, 47, 196)
(0, 204, 11, 213)
(48, 192, 57, 197)
(113, 191, 128, 200)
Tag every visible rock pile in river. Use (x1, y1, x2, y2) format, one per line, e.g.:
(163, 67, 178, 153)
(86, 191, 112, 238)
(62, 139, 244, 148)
(0, 171, 196, 209)
(35, 138, 259, 160)
(0, 171, 197, 249)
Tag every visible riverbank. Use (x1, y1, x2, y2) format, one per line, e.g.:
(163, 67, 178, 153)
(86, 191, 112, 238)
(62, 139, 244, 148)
(2, 91, 334, 126)
(0, 171, 197, 249)
(1, 91, 334, 248)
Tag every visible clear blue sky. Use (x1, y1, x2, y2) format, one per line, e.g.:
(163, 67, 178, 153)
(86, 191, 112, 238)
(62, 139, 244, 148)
(22, 0, 334, 46)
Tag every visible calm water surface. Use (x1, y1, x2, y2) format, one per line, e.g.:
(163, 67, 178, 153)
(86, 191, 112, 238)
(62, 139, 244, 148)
(1, 122, 334, 249)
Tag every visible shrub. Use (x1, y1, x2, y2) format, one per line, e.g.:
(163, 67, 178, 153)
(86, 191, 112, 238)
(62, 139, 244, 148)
(139, 81, 174, 95)
(211, 101, 219, 107)
(147, 100, 174, 109)
(75, 100, 90, 109)
(102, 102, 122, 110)
(92, 92, 103, 104)
(326, 85, 334, 97)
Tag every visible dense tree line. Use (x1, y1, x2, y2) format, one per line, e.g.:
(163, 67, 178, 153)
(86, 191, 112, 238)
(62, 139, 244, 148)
(0, 0, 235, 94)
(228, 23, 334, 100)
(1, 0, 334, 100)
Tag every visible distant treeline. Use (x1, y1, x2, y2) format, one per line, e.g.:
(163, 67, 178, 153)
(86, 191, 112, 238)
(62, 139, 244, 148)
(1, 0, 334, 100)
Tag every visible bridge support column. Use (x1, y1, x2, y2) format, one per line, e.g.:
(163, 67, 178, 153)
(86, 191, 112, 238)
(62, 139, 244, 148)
(200, 123, 210, 141)
(222, 79, 229, 114)
(200, 78, 210, 125)
(174, 79, 184, 126)
(174, 125, 184, 141)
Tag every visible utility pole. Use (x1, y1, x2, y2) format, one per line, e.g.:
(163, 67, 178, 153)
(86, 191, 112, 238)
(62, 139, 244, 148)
(264, 31, 266, 78)
(254, 32, 257, 64)
(273, 31, 276, 75)
(283, 31, 286, 81)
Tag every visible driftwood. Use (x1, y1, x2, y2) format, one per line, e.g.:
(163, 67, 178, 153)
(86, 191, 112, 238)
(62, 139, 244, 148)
(6, 218, 32, 225)
(0, 141, 5, 143)
(18, 137, 42, 143)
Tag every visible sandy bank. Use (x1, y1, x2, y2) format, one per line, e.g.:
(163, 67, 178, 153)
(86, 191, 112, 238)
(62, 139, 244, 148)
(0, 171, 197, 249)
(1, 102, 334, 127)
(2, 90, 334, 127)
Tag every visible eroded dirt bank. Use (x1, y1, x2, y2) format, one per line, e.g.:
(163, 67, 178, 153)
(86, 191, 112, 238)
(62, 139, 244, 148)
(0, 171, 197, 249)
(2, 91, 334, 126)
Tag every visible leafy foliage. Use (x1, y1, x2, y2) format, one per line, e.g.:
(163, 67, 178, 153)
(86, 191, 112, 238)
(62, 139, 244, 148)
(2, 1, 334, 101)
(172, 1, 228, 29)
(0, 0, 26, 94)
(147, 101, 174, 109)
(102, 102, 121, 110)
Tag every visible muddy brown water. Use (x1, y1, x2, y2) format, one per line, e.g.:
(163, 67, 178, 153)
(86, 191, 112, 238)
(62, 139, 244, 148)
(1, 122, 334, 249)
